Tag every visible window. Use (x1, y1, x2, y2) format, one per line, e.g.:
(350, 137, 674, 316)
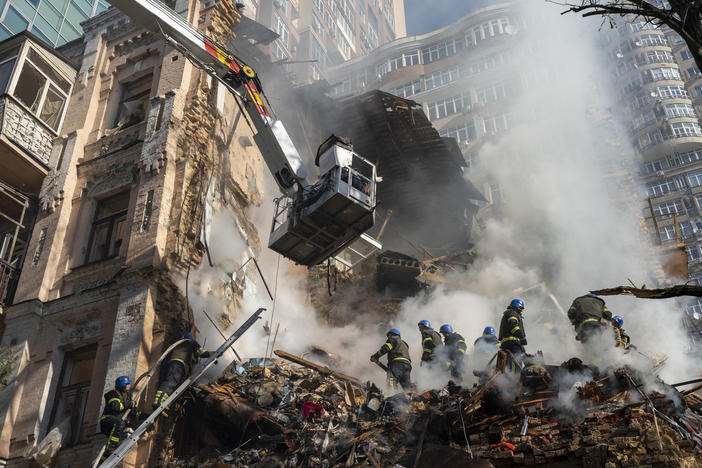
(469, 17, 511, 44)
(646, 50, 674, 64)
(439, 121, 476, 143)
(659, 224, 676, 243)
(276, 0, 288, 16)
(638, 34, 667, 47)
(389, 80, 421, 98)
(86, 191, 129, 264)
(649, 67, 681, 81)
(641, 160, 667, 174)
(312, 0, 323, 13)
(11, 48, 70, 131)
(48, 345, 96, 446)
(274, 13, 289, 47)
(695, 86, 702, 96)
(665, 103, 696, 118)
(652, 199, 683, 218)
(484, 114, 509, 134)
(647, 178, 677, 197)
(657, 85, 688, 98)
(688, 67, 701, 78)
(312, 14, 323, 39)
(426, 94, 465, 121)
(112, 74, 152, 129)
(688, 169, 702, 187)
(687, 245, 701, 261)
(0, 47, 19, 94)
(387, 51, 420, 71)
(679, 221, 694, 239)
(676, 149, 702, 165)
(272, 42, 287, 60)
(421, 39, 462, 63)
(671, 122, 702, 137)
(310, 35, 325, 68)
(681, 50, 693, 60)
(424, 66, 460, 90)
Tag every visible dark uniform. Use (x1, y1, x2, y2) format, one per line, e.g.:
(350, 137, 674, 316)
(371, 335, 413, 391)
(420, 328, 443, 364)
(498, 307, 527, 371)
(99, 388, 137, 461)
(153, 339, 211, 409)
(567, 295, 612, 344)
(443, 332, 467, 381)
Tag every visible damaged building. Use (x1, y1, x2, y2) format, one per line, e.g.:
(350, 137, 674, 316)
(0, 0, 270, 464)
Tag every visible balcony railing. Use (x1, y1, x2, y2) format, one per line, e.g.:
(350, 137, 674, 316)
(0, 260, 19, 307)
(0, 94, 54, 168)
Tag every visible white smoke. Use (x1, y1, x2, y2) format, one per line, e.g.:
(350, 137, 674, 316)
(180, 0, 701, 394)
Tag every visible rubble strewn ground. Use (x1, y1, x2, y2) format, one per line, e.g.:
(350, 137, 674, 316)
(162, 354, 702, 467)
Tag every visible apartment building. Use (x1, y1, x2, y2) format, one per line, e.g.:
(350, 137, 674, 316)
(253, 0, 406, 83)
(0, 0, 268, 465)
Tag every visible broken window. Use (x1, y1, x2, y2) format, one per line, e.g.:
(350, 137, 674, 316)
(48, 345, 96, 446)
(10, 48, 70, 131)
(112, 74, 152, 130)
(85, 191, 129, 264)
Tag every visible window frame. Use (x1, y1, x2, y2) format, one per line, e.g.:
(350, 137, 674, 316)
(84, 192, 130, 265)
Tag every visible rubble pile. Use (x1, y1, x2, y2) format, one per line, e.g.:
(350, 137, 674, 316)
(165, 354, 702, 467)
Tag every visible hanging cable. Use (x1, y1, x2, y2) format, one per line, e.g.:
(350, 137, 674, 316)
(263, 255, 281, 365)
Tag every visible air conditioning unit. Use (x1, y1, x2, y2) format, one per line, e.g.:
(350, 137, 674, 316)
(656, 170, 666, 177)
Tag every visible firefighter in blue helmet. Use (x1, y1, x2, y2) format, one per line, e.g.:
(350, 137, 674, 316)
(473, 326, 499, 373)
(417, 319, 442, 366)
(153, 332, 212, 410)
(440, 324, 467, 382)
(498, 299, 527, 371)
(371, 328, 413, 391)
(99, 376, 146, 462)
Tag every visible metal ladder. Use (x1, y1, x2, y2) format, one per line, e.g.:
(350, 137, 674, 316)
(98, 307, 265, 468)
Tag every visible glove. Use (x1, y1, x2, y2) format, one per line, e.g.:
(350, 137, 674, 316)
(370, 354, 379, 362)
(125, 400, 136, 410)
(125, 427, 134, 435)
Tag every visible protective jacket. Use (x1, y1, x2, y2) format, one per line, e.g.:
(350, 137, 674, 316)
(168, 339, 212, 375)
(498, 307, 527, 347)
(567, 295, 612, 332)
(372, 335, 411, 365)
(614, 326, 631, 348)
(102, 388, 133, 417)
(474, 334, 499, 347)
(420, 328, 443, 362)
(443, 332, 467, 359)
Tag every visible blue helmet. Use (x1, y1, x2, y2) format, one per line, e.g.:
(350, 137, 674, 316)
(510, 299, 524, 310)
(115, 376, 131, 389)
(440, 324, 453, 334)
(387, 328, 401, 337)
(612, 315, 623, 328)
(417, 320, 431, 328)
(483, 326, 496, 336)
(586, 293, 599, 298)
(183, 332, 194, 341)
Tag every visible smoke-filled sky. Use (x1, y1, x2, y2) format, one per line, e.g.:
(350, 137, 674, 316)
(183, 0, 701, 393)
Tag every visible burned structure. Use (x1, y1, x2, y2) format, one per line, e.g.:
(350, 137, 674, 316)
(0, 0, 270, 465)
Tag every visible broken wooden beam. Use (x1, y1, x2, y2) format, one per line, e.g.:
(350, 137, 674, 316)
(590, 284, 702, 298)
(273, 350, 363, 386)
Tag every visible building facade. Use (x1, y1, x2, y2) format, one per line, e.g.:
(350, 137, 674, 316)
(0, 0, 268, 465)
(253, 0, 406, 84)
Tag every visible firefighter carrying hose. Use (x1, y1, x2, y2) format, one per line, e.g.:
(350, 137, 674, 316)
(417, 319, 442, 366)
(498, 299, 527, 371)
(567, 293, 613, 344)
(153, 332, 212, 411)
(99, 376, 146, 462)
(371, 328, 413, 391)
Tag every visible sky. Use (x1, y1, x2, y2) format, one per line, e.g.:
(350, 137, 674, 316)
(403, 0, 494, 35)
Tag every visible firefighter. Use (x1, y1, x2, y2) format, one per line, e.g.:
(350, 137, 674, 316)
(567, 293, 613, 344)
(417, 319, 442, 366)
(498, 299, 527, 371)
(439, 324, 467, 382)
(611, 315, 631, 348)
(99, 376, 144, 462)
(153, 332, 212, 410)
(473, 326, 499, 372)
(370, 328, 413, 391)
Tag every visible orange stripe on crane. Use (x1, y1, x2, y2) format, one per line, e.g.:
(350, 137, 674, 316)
(203, 38, 241, 73)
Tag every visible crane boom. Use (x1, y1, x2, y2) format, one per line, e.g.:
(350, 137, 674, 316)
(107, 0, 379, 266)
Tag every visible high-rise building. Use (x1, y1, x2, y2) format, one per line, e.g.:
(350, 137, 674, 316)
(253, 0, 406, 83)
(0, 0, 110, 46)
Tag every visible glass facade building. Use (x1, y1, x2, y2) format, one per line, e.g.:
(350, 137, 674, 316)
(0, 0, 109, 47)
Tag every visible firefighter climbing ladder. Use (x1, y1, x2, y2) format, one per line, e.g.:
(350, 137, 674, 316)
(98, 308, 265, 468)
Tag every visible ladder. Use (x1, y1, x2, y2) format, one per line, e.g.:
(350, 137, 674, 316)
(98, 307, 265, 468)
